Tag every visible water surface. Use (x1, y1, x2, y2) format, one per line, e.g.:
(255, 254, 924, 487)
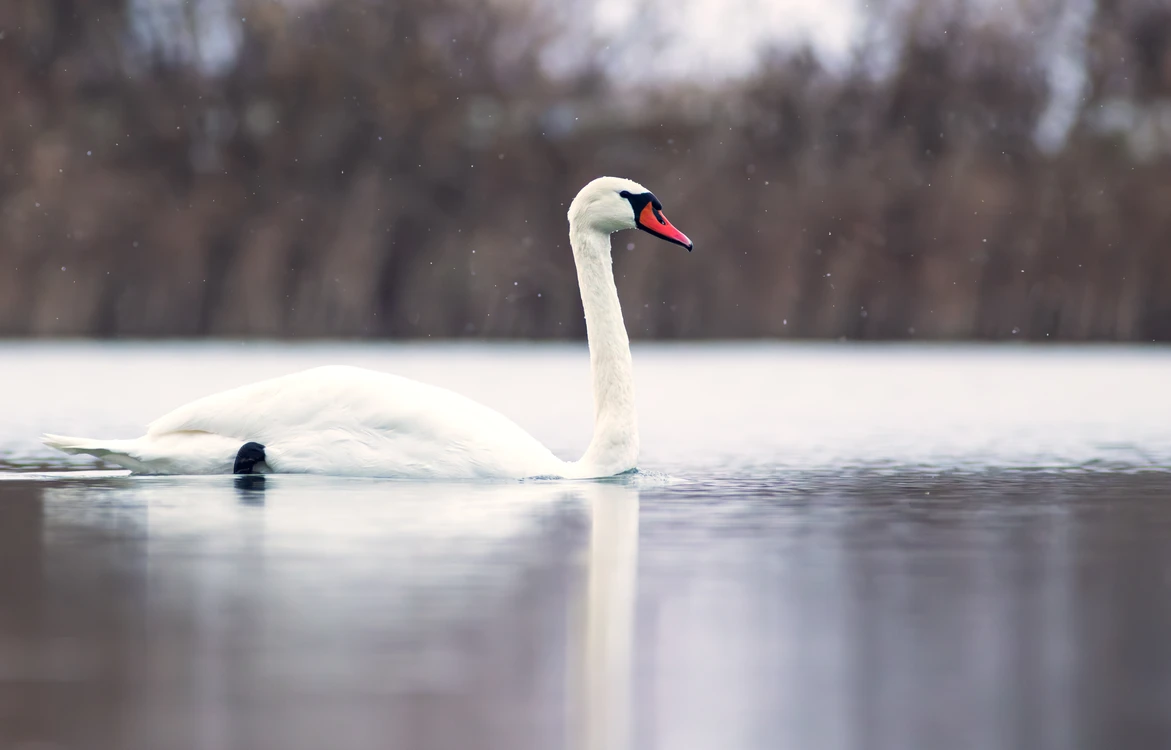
(1, 343, 1170, 750)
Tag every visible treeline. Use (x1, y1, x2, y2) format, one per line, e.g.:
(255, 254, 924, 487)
(0, 0, 1169, 340)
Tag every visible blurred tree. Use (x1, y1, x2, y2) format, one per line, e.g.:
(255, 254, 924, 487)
(0, 0, 1168, 340)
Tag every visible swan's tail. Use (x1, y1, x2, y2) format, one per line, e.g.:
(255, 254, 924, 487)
(42, 431, 248, 474)
(41, 433, 150, 471)
(42, 433, 133, 456)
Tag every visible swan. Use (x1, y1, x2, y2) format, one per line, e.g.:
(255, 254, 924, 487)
(41, 177, 693, 479)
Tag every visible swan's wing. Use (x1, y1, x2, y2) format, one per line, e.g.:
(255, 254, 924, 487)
(152, 366, 388, 437)
(145, 365, 564, 477)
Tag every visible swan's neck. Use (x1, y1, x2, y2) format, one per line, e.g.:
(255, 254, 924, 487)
(571, 224, 638, 476)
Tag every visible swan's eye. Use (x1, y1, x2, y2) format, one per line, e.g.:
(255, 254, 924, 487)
(619, 190, 665, 223)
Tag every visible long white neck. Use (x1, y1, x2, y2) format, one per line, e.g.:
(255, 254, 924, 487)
(569, 223, 639, 477)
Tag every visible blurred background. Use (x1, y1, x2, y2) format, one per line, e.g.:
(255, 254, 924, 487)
(1, 0, 1169, 341)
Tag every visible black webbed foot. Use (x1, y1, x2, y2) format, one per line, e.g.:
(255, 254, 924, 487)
(233, 442, 267, 475)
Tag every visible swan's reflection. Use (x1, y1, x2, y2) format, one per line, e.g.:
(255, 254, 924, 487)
(36, 475, 641, 749)
(571, 482, 639, 750)
(233, 474, 267, 502)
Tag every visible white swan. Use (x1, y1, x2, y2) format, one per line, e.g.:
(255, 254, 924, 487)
(42, 177, 693, 479)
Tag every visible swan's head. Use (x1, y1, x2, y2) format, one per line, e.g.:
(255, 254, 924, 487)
(568, 176, 693, 251)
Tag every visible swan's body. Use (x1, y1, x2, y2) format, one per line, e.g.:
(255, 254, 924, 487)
(48, 366, 571, 478)
(42, 177, 692, 479)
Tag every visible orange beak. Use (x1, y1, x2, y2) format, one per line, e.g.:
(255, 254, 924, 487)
(637, 203, 693, 251)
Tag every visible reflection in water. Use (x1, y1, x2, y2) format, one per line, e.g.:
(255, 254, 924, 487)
(2, 475, 646, 750)
(234, 474, 267, 501)
(572, 484, 639, 750)
(5, 472, 1171, 749)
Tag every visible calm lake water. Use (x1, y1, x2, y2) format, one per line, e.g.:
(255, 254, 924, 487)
(2, 342, 1171, 750)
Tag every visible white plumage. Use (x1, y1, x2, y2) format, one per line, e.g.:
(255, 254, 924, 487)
(42, 177, 692, 479)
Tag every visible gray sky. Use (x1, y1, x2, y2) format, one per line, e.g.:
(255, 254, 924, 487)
(593, 0, 863, 79)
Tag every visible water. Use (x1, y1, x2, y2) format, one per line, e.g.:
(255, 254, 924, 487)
(2, 342, 1171, 750)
